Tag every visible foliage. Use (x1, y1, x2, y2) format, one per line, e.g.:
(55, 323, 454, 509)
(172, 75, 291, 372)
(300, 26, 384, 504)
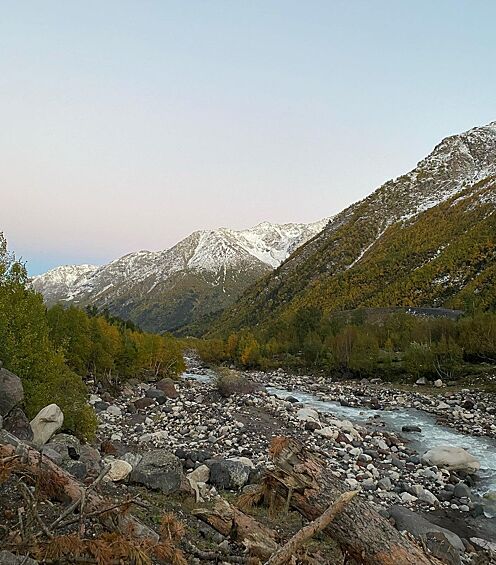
(0, 233, 96, 439)
(210, 177, 496, 337)
(194, 302, 496, 382)
(0, 233, 185, 439)
(47, 304, 186, 385)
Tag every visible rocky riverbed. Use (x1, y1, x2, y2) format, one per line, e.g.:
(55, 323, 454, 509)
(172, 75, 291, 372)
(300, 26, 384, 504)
(85, 359, 496, 563)
(2, 356, 496, 564)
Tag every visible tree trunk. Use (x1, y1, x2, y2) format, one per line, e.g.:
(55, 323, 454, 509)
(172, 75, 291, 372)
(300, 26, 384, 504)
(192, 497, 279, 560)
(265, 437, 442, 565)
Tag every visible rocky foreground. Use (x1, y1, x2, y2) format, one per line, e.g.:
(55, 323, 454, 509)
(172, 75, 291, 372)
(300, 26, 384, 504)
(1, 358, 496, 564)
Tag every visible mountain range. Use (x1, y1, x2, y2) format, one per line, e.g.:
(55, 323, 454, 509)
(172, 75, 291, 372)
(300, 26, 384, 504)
(210, 121, 496, 335)
(32, 220, 328, 333)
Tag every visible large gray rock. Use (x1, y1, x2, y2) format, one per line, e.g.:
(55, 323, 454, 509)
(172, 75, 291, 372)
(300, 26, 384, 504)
(30, 404, 64, 447)
(208, 458, 252, 490)
(155, 378, 179, 398)
(3, 407, 33, 441)
(0, 367, 24, 416)
(422, 446, 480, 474)
(130, 450, 183, 493)
(47, 433, 81, 459)
(389, 505, 464, 552)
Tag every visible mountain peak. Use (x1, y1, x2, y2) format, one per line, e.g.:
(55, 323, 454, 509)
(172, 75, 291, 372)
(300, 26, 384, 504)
(32, 218, 327, 332)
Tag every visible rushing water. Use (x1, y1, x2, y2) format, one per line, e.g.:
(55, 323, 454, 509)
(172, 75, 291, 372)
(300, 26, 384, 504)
(267, 386, 496, 495)
(183, 369, 496, 496)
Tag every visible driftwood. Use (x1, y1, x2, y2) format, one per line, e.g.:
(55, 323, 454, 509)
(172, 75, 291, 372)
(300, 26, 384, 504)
(192, 497, 279, 559)
(265, 490, 358, 565)
(0, 430, 158, 541)
(265, 437, 442, 565)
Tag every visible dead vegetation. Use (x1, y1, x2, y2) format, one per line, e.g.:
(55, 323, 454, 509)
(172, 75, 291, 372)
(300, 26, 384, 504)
(0, 429, 448, 565)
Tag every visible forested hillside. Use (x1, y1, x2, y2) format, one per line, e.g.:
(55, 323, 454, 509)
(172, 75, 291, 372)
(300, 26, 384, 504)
(0, 233, 184, 439)
(211, 122, 496, 336)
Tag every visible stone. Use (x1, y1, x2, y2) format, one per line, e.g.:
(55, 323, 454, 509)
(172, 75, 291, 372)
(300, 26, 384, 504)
(453, 482, 471, 499)
(315, 426, 338, 440)
(0, 550, 39, 564)
(188, 464, 210, 484)
(416, 377, 428, 385)
(79, 444, 102, 476)
(377, 477, 392, 491)
(155, 378, 179, 398)
(121, 452, 143, 469)
(145, 388, 166, 400)
(434, 379, 443, 388)
(422, 446, 480, 473)
(30, 404, 64, 447)
(64, 460, 87, 480)
(106, 459, 133, 481)
(130, 450, 183, 493)
(3, 407, 33, 440)
(0, 367, 24, 416)
(134, 397, 155, 410)
(208, 459, 251, 490)
(422, 531, 461, 565)
(139, 430, 168, 443)
(296, 408, 319, 423)
(402, 425, 422, 433)
(106, 405, 122, 416)
(47, 433, 81, 460)
(389, 505, 464, 552)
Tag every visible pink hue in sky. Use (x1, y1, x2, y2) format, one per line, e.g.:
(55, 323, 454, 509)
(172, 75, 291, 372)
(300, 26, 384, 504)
(1, 1, 495, 274)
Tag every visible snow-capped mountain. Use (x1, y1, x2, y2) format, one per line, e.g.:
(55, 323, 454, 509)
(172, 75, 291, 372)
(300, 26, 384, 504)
(212, 121, 496, 334)
(32, 219, 328, 333)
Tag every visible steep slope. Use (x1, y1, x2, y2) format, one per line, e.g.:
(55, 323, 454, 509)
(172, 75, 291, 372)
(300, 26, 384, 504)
(32, 219, 327, 333)
(212, 121, 496, 334)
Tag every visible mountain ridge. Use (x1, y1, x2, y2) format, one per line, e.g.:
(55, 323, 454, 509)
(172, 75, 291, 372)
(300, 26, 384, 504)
(210, 121, 496, 334)
(32, 218, 328, 332)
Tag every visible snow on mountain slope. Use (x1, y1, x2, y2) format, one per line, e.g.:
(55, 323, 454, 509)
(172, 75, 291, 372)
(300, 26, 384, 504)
(211, 120, 496, 334)
(32, 219, 328, 319)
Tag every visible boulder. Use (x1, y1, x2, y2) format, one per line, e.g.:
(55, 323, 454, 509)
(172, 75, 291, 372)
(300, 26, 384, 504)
(416, 377, 428, 385)
(105, 458, 133, 481)
(423, 531, 461, 565)
(422, 446, 480, 474)
(3, 407, 33, 441)
(30, 404, 64, 447)
(47, 433, 81, 459)
(79, 444, 103, 476)
(388, 505, 464, 552)
(315, 427, 339, 440)
(0, 367, 24, 416)
(130, 450, 183, 493)
(121, 452, 143, 469)
(296, 407, 320, 423)
(134, 397, 155, 410)
(208, 458, 251, 490)
(155, 378, 179, 398)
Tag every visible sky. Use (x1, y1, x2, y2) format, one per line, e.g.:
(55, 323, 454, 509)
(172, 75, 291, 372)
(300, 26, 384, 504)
(1, 1, 495, 275)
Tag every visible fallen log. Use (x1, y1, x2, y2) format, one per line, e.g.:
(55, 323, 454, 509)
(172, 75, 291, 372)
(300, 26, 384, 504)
(265, 490, 358, 565)
(265, 437, 443, 565)
(192, 497, 279, 560)
(0, 430, 158, 541)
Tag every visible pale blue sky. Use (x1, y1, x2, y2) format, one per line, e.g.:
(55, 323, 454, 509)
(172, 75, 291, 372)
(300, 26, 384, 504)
(1, 1, 495, 274)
